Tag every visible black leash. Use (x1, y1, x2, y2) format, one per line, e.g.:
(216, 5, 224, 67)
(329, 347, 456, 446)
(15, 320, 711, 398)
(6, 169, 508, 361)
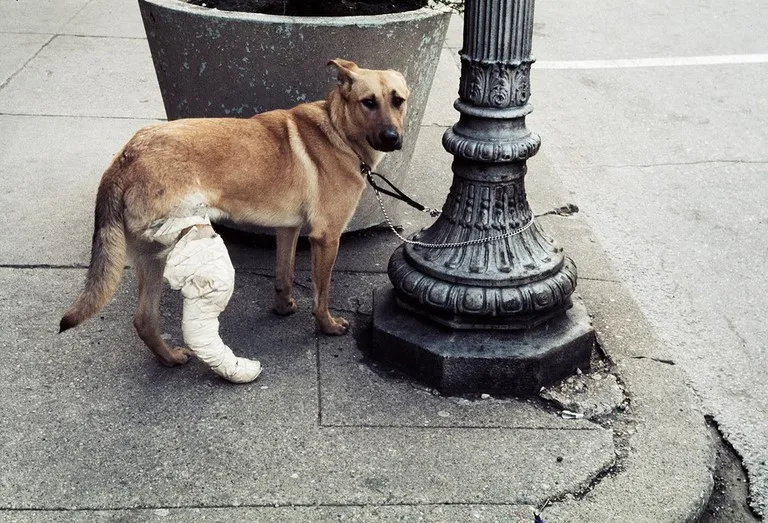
(362, 161, 535, 248)
(360, 162, 441, 218)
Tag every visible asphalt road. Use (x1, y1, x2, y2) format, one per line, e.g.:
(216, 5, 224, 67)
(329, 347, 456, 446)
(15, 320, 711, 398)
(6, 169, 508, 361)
(527, 0, 768, 516)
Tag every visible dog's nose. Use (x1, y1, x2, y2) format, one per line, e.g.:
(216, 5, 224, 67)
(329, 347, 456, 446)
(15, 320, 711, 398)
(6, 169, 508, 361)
(379, 127, 402, 150)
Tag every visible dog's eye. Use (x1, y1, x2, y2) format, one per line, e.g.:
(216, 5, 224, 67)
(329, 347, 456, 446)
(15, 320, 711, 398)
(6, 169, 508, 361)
(361, 98, 377, 109)
(392, 96, 405, 109)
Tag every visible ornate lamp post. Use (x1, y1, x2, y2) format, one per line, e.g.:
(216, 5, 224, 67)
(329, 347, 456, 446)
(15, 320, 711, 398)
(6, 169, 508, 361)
(371, 0, 595, 395)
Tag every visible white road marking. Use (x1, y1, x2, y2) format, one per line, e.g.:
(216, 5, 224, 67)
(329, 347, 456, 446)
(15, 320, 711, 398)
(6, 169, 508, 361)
(535, 54, 768, 70)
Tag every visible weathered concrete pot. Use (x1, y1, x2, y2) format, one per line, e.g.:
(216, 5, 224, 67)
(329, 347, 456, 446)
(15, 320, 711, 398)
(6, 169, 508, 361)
(138, 0, 450, 231)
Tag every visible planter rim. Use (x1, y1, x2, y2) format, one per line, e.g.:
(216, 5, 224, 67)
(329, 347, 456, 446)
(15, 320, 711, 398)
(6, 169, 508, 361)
(140, 0, 449, 25)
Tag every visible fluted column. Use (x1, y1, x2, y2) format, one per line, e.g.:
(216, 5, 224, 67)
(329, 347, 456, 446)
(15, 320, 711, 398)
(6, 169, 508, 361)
(388, 0, 576, 329)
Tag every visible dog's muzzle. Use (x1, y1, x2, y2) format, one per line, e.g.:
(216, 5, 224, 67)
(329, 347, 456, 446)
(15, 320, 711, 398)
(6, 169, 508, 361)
(375, 127, 402, 152)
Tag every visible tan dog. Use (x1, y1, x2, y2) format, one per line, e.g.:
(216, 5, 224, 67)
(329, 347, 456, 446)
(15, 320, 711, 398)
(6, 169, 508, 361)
(59, 59, 409, 378)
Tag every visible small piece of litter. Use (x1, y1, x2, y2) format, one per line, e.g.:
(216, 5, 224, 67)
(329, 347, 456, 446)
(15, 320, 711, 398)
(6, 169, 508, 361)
(481, 393, 491, 400)
(561, 410, 584, 419)
(260, 385, 268, 390)
(576, 367, 582, 375)
(437, 410, 450, 418)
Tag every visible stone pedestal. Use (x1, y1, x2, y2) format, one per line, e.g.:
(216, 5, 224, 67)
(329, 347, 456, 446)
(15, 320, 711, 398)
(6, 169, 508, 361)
(372, 288, 594, 395)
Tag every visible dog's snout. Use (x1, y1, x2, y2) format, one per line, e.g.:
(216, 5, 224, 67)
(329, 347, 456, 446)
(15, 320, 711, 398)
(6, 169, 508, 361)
(379, 127, 402, 150)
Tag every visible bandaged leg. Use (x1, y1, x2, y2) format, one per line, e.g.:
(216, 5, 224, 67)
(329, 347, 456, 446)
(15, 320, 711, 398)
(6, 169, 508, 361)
(163, 222, 261, 384)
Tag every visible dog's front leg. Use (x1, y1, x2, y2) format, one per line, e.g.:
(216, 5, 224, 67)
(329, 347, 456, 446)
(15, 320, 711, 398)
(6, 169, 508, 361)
(309, 231, 349, 335)
(273, 226, 301, 316)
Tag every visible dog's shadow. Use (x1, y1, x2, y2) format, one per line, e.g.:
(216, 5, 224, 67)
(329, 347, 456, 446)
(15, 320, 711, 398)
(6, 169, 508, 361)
(216, 222, 402, 274)
(157, 266, 315, 374)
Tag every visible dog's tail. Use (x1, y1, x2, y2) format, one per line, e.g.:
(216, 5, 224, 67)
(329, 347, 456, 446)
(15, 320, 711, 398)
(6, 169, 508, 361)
(60, 162, 127, 333)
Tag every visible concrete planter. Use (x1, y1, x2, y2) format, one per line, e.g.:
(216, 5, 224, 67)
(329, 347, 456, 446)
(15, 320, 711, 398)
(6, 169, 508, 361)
(138, 0, 450, 231)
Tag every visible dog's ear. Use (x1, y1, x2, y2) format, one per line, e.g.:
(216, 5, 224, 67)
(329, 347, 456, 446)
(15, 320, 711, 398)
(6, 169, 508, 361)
(328, 58, 360, 90)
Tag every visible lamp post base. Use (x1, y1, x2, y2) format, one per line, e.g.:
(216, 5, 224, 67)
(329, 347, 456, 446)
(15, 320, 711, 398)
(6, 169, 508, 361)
(371, 287, 596, 395)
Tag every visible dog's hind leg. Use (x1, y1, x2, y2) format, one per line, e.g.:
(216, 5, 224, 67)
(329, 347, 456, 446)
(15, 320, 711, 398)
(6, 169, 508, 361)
(133, 255, 192, 367)
(165, 224, 261, 383)
(273, 226, 300, 316)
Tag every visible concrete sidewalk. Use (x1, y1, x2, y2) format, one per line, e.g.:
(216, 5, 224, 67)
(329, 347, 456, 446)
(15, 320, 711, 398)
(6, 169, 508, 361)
(0, 1, 714, 522)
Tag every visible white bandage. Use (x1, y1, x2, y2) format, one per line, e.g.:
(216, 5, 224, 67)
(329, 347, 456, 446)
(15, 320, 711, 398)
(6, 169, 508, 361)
(162, 217, 261, 384)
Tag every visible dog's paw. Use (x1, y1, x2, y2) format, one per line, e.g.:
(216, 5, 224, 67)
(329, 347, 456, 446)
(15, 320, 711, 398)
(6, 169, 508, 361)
(160, 346, 193, 367)
(273, 297, 297, 316)
(321, 316, 349, 336)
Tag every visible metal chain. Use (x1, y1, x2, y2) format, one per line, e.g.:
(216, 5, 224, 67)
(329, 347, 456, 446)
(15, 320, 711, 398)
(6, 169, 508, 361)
(372, 187, 535, 249)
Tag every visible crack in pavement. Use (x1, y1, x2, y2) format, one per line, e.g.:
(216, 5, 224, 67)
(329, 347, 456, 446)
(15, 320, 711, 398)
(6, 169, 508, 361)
(630, 355, 676, 365)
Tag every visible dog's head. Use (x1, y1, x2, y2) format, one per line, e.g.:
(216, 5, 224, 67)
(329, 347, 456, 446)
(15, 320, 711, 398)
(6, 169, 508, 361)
(328, 58, 410, 152)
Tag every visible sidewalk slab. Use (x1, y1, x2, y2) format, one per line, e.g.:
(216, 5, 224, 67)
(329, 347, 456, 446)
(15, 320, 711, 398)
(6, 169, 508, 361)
(0, 35, 164, 118)
(61, 0, 147, 38)
(0, 115, 159, 266)
(0, 34, 52, 87)
(0, 504, 534, 523)
(422, 48, 460, 127)
(443, 14, 463, 51)
(0, 0, 89, 34)
(543, 279, 714, 522)
(1, 268, 615, 512)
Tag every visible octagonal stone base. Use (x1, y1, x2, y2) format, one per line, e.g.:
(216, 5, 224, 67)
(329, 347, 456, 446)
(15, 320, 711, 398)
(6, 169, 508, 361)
(371, 287, 596, 395)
